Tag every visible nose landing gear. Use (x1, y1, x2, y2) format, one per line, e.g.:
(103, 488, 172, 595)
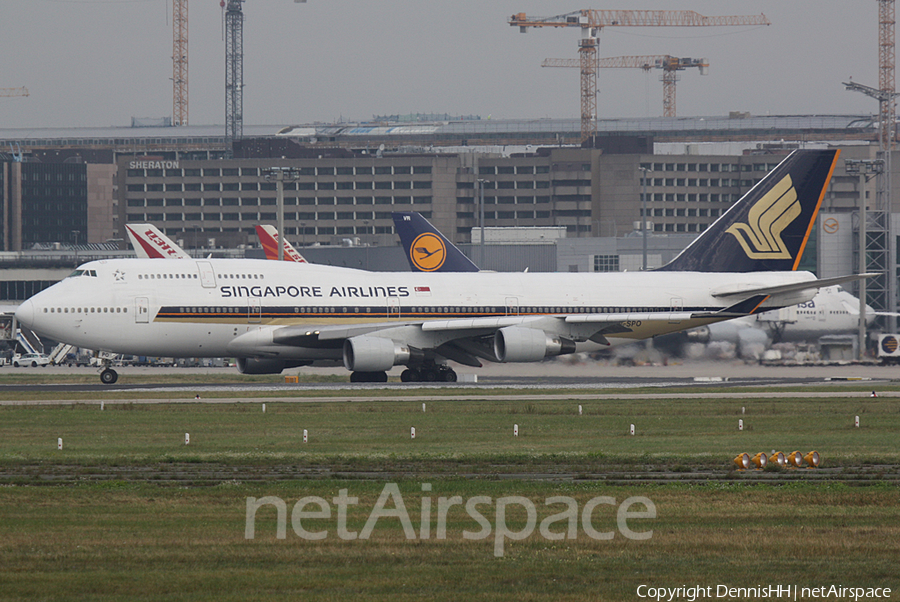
(100, 367, 118, 384)
(97, 355, 118, 384)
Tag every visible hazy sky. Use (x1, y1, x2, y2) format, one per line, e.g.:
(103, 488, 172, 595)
(0, 1, 884, 129)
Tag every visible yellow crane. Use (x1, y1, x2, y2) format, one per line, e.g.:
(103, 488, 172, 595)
(541, 55, 708, 118)
(0, 87, 29, 98)
(510, 10, 770, 141)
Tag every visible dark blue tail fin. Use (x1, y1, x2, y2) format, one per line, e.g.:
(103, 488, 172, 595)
(658, 149, 840, 272)
(392, 212, 480, 272)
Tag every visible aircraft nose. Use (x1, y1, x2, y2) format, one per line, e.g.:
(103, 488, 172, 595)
(15, 299, 34, 329)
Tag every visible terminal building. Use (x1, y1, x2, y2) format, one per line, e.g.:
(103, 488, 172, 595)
(0, 115, 896, 321)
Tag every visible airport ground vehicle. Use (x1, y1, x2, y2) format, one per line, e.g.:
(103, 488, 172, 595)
(12, 353, 51, 367)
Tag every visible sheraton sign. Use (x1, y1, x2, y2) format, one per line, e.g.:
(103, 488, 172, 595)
(129, 160, 180, 170)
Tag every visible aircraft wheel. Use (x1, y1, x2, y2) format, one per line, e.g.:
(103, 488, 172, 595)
(401, 369, 421, 382)
(441, 368, 457, 383)
(351, 371, 388, 383)
(100, 369, 118, 385)
(423, 369, 437, 382)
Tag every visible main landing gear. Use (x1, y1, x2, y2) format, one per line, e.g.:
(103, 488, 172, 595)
(349, 363, 458, 384)
(400, 365, 457, 383)
(349, 371, 388, 383)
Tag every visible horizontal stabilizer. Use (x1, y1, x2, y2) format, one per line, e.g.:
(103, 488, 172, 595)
(711, 273, 876, 299)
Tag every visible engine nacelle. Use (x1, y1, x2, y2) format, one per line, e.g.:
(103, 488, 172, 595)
(343, 336, 411, 372)
(236, 358, 311, 375)
(493, 327, 576, 363)
(684, 325, 711, 344)
(736, 328, 770, 360)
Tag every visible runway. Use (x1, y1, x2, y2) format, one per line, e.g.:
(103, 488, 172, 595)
(0, 359, 896, 402)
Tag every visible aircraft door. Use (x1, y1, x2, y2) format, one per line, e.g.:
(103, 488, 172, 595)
(197, 261, 216, 288)
(818, 304, 826, 322)
(135, 297, 150, 323)
(506, 297, 519, 316)
(248, 298, 262, 323)
(669, 297, 683, 324)
(388, 297, 401, 319)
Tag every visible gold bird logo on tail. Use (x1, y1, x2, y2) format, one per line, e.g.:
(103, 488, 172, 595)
(725, 174, 800, 259)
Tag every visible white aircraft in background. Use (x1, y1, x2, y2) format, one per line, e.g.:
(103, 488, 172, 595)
(677, 285, 874, 358)
(125, 224, 191, 259)
(15, 150, 870, 384)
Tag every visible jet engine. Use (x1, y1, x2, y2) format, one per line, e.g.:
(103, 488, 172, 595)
(735, 328, 770, 360)
(684, 321, 771, 360)
(493, 326, 576, 362)
(343, 336, 412, 372)
(236, 358, 311, 375)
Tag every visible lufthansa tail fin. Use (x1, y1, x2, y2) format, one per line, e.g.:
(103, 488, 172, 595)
(658, 149, 840, 272)
(392, 212, 479, 272)
(125, 223, 191, 259)
(255, 225, 308, 263)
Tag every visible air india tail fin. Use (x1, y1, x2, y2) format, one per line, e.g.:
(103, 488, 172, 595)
(392, 212, 479, 272)
(255, 225, 308, 263)
(658, 149, 840, 272)
(125, 224, 191, 259)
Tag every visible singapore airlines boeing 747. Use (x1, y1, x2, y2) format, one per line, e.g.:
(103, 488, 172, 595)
(15, 149, 866, 383)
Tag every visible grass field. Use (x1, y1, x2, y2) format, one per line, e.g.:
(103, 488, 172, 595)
(0, 395, 897, 467)
(0, 481, 897, 601)
(0, 385, 898, 600)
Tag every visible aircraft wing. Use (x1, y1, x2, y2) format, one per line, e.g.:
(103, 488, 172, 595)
(227, 308, 739, 368)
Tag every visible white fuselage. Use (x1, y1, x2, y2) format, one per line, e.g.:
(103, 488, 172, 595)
(15, 258, 817, 360)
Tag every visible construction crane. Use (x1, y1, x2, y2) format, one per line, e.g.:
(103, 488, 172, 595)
(222, 1, 307, 157)
(842, 0, 898, 337)
(0, 87, 29, 98)
(542, 55, 708, 117)
(173, 0, 188, 126)
(510, 10, 770, 141)
(879, 0, 896, 149)
(222, 0, 244, 155)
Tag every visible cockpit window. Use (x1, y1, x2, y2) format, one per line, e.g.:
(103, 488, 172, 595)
(66, 269, 98, 279)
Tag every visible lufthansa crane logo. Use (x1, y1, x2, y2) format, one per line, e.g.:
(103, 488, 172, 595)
(725, 174, 800, 259)
(410, 233, 446, 272)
